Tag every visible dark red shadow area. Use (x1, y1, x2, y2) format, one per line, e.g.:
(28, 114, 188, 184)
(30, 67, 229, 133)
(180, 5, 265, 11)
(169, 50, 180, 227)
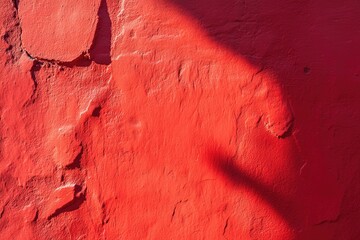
(206, 148, 297, 228)
(170, 0, 360, 236)
(169, 0, 360, 79)
(89, 0, 112, 65)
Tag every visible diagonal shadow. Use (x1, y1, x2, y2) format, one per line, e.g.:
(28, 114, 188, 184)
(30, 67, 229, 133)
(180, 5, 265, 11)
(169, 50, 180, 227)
(206, 147, 298, 228)
(169, 0, 360, 233)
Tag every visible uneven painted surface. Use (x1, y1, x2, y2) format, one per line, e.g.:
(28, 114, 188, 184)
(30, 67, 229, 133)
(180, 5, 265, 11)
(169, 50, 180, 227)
(19, 0, 101, 62)
(1, 0, 360, 239)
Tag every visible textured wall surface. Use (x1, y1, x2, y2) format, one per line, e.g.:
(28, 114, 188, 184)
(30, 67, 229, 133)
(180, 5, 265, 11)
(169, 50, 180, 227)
(1, 0, 360, 239)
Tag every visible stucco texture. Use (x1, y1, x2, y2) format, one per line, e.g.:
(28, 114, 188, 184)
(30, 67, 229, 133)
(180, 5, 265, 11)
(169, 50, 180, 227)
(1, 0, 360, 239)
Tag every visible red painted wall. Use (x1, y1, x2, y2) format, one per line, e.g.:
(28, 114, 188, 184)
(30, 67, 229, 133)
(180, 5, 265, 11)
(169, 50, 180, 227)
(1, 0, 360, 239)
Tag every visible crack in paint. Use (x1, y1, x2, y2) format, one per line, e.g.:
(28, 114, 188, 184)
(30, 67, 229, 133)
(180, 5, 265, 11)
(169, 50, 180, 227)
(171, 200, 188, 222)
(223, 217, 229, 236)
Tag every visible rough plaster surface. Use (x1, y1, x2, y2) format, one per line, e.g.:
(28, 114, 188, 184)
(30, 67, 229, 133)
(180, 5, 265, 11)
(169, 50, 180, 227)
(1, 0, 360, 239)
(19, 0, 101, 62)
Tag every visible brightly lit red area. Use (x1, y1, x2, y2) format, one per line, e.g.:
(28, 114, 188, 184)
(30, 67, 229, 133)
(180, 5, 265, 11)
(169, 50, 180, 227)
(1, 0, 360, 239)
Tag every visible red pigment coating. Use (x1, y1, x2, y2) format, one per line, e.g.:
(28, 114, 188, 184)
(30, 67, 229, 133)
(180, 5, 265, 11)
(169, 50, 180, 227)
(0, 0, 360, 239)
